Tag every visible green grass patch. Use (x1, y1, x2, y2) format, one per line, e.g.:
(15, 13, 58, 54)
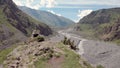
(76, 24, 97, 40)
(78, 24, 93, 31)
(112, 39, 120, 45)
(96, 65, 104, 68)
(34, 43, 93, 68)
(0, 45, 17, 64)
(57, 43, 92, 68)
(62, 48, 82, 68)
(0, 9, 17, 32)
(34, 57, 47, 68)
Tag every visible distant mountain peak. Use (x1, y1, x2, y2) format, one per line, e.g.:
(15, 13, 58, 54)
(76, 7, 120, 41)
(19, 6, 74, 28)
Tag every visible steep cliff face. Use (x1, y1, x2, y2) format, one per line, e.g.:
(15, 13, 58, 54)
(0, 0, 52, 49)
(76, 8, 120, 41)
(0, 0, 52, 36)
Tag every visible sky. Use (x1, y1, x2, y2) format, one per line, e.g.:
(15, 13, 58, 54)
(13, 0, 120, 22)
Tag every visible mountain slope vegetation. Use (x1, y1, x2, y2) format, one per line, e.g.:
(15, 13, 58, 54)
(0, 0, 52, 50)
(3, 40, 93, 68)
(19, 6, 74, 28)
(75, 8, 120, 43)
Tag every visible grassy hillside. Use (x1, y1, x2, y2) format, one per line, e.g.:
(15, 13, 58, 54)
(2, 39, 93, 68)
(0, 45, 17, 64)
(0, 0, 52, 50)
(76, 8, 120, 43)
(1, 2, 52, 36)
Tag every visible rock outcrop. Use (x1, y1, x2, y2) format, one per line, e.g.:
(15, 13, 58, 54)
(3, 41, 63, 68)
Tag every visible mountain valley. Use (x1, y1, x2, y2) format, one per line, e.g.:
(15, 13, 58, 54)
(0, 0, 120, 68)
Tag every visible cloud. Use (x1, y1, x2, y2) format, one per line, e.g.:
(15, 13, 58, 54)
(25, 0, 34, 8)
(24, 0, 40, 10)
(13, 0, 57, 9)
(57, 0, 120, 6)
(13, 0, 40, 9)
(76, 9, 93, 22)
(13, 0, 120, 9)
(31, 4, 41, 10)
(40, 0, 46, 6)
(46, 0, 57, 8)
(40, 0, 57, 8)
(47, 10, 61, 16)
(13, 0, 23, 6)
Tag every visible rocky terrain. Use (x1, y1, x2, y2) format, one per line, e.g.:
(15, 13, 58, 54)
(59, 29, 120, 68)
(3, 41, 62, 68)
(1, 35, 93, 68)
(0, 0, 52, 50)
(82, 40, 120, 68)
(76, 8, 120, 42)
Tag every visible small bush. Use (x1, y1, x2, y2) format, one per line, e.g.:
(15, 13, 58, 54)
(62, 36, 77, 50)
(97, 65, 104, 68)
(54, 53, 61, 58)
(34, 36, 45, 42)
(62, 36, 73, 46)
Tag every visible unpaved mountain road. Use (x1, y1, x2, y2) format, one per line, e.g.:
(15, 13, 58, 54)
(58, 29, 120, 68)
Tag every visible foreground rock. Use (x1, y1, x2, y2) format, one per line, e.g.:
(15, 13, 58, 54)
(3, 41, 62, 68)
(2, 34, 93, 68)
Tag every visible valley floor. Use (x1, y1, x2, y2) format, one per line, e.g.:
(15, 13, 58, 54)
(1, 28, 120, 68)
(59, 28, 120, 68)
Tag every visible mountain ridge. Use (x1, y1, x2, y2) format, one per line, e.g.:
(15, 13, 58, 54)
(19, 6, 74, 28)
(0, 0, 52, 50)
(76, 7, 120, 42)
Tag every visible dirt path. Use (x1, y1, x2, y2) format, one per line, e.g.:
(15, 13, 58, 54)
(47, 56, 64, 68)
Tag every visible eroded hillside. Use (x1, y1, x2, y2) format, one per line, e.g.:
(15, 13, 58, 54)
(0, 0, 52, 50)
(75, 8, 120, 43)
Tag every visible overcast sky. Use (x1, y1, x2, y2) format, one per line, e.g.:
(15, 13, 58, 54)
(13, 0, 120, 22)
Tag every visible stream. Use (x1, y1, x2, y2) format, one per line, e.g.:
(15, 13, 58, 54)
(58, 29, 120, 68)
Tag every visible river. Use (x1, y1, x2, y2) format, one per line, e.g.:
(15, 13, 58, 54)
(58, 29, 120, 68)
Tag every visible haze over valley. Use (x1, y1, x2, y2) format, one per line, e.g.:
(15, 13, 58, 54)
(0, 0, 120, 68)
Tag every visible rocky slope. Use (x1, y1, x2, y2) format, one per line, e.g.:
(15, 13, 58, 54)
(76, 8, 120, 42)
(19, 6, 74, 28)
(0, 0, 52, 50)
(2, 38, 93, 68)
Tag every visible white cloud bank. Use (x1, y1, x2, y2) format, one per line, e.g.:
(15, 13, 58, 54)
(13, 0, 120, 9)
(13, 0, 23, 6)
(47, 10, 61, 16)
(40, 0, 57, 8)
(57, 0, 120, 6)
(13, 0, 57, 10)
(76, 9, 93, 22)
